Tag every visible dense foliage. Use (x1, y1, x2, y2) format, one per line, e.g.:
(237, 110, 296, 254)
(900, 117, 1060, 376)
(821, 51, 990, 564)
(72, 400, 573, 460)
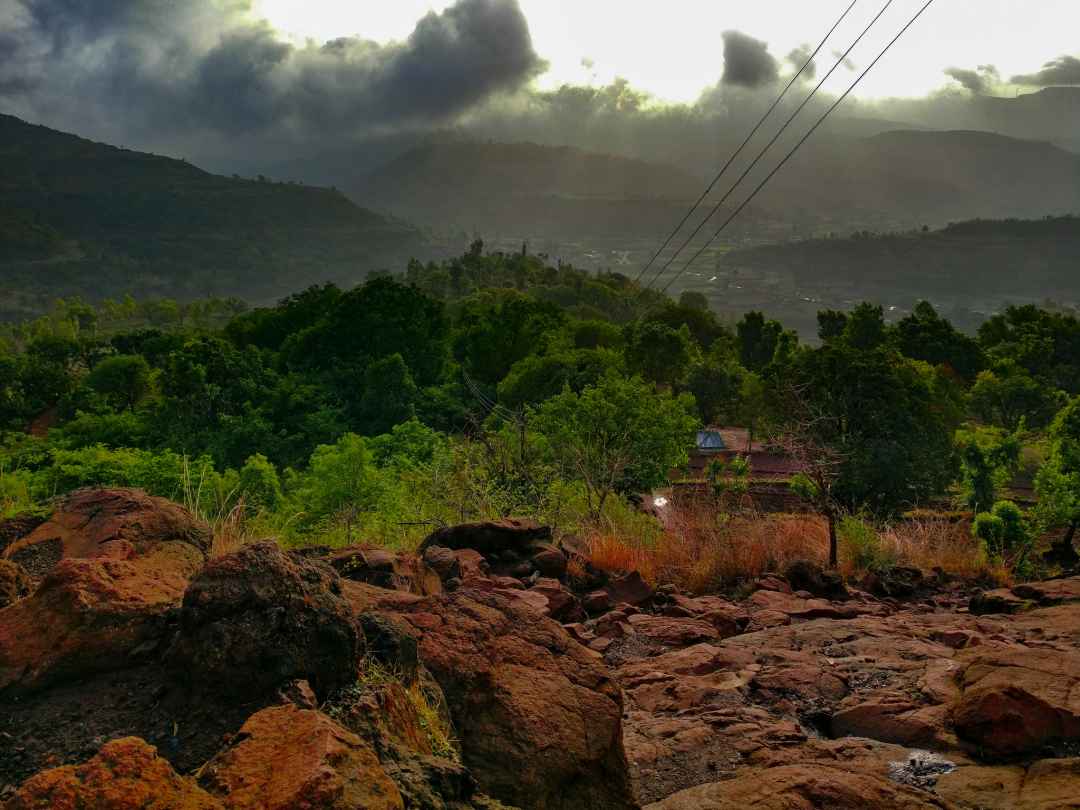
(3, 243, 1079, 563)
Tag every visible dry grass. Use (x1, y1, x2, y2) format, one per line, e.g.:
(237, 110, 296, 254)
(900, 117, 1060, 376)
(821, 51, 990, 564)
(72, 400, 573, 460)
(588, 507, 829, 595)
(588, 501, 1008, 595)
(876, 517, 1009, 585)
(209, 500, 253, 558)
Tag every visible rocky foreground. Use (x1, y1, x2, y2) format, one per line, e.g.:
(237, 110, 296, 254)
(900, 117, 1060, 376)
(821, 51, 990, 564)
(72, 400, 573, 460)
(1, 489, 1079, 809)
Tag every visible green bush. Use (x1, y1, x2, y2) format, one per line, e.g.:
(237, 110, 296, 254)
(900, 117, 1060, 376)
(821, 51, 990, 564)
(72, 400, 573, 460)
(838, 515, 895, 573)
(972, 500, 1032, 564)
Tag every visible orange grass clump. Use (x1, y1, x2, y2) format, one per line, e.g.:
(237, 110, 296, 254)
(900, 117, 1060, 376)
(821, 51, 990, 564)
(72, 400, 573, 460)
(588, 503, 1006, 595)
(588, 508, 829, 595)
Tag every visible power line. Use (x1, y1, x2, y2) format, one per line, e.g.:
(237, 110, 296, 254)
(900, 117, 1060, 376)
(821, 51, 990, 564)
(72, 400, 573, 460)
(462, 368, 519, 424)
(659, 0, 937, 297)
(631, 0, 859, 287)
(642, 0, 897, 294)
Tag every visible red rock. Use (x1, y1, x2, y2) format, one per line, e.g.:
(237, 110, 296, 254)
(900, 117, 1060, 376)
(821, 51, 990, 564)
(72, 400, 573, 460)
(530, 578, 583, 622)
(584, 589, 611, 614)
(605, 571, 654, 607)
(529, 543, 568, 579)
(329, 546, 442, 595)
(452, 549, 489, 581)
(644, 762, 942, 809)
(419, 519, 551, 554)
(421, 545, 461, 581)
(1012, 577, 1080, 606)
(953, 684, 1079, 758)
(756, 575, 792, 594)
(390, 587, 636, 810)
(5, 737, 222, 810)
(0, 557, 187, 694)
(831, 698, 948, 749)
(168, 542, 362, 701)
(0, 513, 44, 555)
(199, 705, 403, 810)
(626, 615, 722, 647)
(2, 488, 209, 581)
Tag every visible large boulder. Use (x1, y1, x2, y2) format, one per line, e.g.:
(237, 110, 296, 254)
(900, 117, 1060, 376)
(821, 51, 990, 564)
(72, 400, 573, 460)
(4, 736, 222, 810)
(0, 558, 187, 694)
(418, 519, 551, 555)
(329, 546, 443, 596)
(953, 685, 1078, 758)
(952, 644, 1080, 758)
(783, 560, 849, 601)
(2, 489, 210, 582)
(199, 704, 404, 810)
(389, 587, 637, 810)
(167, 542, 362, 700)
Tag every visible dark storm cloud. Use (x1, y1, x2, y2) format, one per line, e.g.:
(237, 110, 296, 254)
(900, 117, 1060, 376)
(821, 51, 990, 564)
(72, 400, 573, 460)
(1011, 55, 1080, 87)
(721, 31, 780, 88)
(787, 44, 818, 81)
(944, 65, 999, 95)
(0, 0, 546, 140)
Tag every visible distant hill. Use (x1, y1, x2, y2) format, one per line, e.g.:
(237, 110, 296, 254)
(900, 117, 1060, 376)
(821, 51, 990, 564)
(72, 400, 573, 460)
(347, 131, 1080, 244)
(713, 215, 1080, 327)
(350, 141, 708, 240)
(751, 129, 1080, 227)
(973, 86, 1080, 153)
(0, 114, 428, 320)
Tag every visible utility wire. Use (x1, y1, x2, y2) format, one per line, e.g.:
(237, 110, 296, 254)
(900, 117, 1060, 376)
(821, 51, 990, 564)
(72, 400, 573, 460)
(658, 0, 937, 296)
(642, 0, 896, 294)
(631, 0, 858, 287)
(463, 368, 519, 424)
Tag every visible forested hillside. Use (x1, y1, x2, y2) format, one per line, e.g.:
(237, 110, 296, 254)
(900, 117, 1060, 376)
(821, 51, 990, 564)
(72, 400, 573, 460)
(4, 243, 1079, 576)
(0, 115, 428, 321)
(721, 215, 1080, 312)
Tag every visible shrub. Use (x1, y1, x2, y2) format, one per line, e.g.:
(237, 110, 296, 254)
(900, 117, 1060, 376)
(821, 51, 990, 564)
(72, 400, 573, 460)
(972, 500, 1033, 567)
(838, 515, 896, 574)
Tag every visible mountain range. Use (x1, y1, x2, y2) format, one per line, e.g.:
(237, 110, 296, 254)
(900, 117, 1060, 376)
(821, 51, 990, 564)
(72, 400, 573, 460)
(0, 114, 427, 321)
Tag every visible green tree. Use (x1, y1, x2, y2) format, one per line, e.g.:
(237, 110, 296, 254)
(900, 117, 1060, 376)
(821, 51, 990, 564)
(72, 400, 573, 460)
(778, 344, 961, 515)
(1035, 397, 1080, 566)
(894, 301, 984, 380)
(954, 426, 1021, 512)
(686, 354, 744, 425)
(817, 310, 848, 342)
(291, 434, 388, 535)
(237, 453, 283, 510)
(679, 291, 710, 312)
(843, 302, 887, 351)
(969, 361, 1065, 431)
(355, 354, 419, 436)
(496, 349, 621, 410)
(978, 304, 1080, 394)
(737, 312, 783, 372)
(624, 321, 694, 388)
(453, 291, 565, 385)
(85, 355, 151, 411)
(533, 373, 700, 516)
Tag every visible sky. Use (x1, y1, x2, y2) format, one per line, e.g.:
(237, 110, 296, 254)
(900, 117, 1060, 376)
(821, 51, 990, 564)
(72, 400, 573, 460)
(2, 0, 1078, 169)
(255, 0, 1080, 102)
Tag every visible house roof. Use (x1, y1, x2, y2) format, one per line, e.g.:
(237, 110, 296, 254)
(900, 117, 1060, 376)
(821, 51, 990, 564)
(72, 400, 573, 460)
(696, 430, 727, 450)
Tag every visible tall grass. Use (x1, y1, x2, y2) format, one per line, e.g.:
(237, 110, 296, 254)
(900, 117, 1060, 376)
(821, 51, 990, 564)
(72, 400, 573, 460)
(587, 500, 1007, 595)
(588, 508, 829, 594)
